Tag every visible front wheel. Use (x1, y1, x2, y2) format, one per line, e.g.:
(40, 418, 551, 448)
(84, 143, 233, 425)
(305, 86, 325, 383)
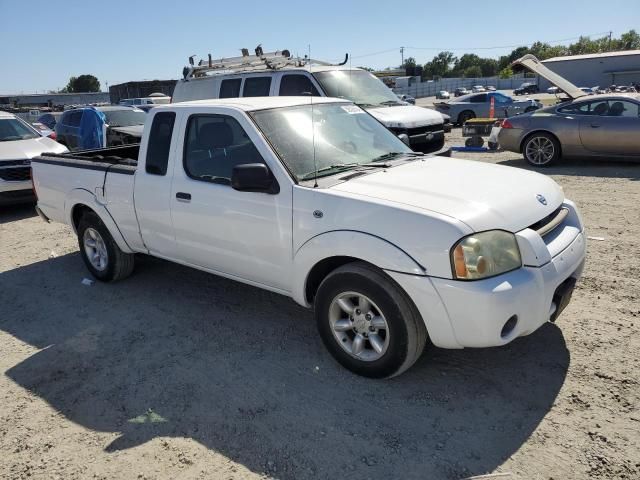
(314, 262, 427, 378)
(522, 133, 560, 167)
(77, 211, 135, 282)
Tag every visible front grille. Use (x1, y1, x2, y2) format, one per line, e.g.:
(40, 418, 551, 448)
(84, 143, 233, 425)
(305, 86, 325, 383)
(528, 206, 569, 237)
(407, 124, 443, 135)
(0, 166, 31, 181)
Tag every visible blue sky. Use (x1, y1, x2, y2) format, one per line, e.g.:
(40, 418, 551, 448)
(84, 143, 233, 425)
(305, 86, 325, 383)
(0, 0, 638, 93)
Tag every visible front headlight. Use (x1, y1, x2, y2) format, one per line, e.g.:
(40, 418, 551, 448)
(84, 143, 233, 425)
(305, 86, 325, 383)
(451, 230, 522, 280)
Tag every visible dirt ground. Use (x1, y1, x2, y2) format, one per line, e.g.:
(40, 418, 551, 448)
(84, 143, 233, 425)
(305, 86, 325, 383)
(1, 131, 639, 480)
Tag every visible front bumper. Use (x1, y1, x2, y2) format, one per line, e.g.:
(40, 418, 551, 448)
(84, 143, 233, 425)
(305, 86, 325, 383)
(387, 203, 587, 349)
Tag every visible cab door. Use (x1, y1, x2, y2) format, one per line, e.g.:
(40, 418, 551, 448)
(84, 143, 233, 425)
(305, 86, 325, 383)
(169, 108, 293, 291)
(579, 99, 640, 155)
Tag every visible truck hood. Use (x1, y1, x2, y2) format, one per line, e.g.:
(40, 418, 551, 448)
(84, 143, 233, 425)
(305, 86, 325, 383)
(109, 125, 144, 137)
(330, 157, 564, 232)
(0, 137, 67, 161)
(367, 105, 444, 128)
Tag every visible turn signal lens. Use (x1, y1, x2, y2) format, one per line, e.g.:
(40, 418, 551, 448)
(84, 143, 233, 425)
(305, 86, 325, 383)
(501, 119, 514, 129)
(451, 230, 522, 280)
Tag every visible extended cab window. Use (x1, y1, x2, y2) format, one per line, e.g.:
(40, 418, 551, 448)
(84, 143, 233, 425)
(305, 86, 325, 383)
(219, 79, 241, 98)
(183, 114, 265, 184)
(145, 112, 176, 175)
(242, 77, 271, 97)
(279, 74, 320, 96)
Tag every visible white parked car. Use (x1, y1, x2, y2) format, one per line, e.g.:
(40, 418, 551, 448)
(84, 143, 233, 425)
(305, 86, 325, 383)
(0, 111, 67, 205)
(32, 97, 586, 378)
(472, 85, 486, 93)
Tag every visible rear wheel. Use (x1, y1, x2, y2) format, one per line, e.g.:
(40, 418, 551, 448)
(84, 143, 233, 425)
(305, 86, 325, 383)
(522, 132, 560, 167)
(314, 262, 427, 378)
(77, 211, 135, 282)
(457, 110, 475, 125)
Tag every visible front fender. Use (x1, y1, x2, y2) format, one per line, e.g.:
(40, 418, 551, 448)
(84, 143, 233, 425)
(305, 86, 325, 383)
(292, 230, 426, 307)
(65, 188, 134, 254)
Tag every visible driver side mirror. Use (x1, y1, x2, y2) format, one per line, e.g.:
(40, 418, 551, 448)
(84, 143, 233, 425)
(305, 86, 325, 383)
(231, 163, 279, 194)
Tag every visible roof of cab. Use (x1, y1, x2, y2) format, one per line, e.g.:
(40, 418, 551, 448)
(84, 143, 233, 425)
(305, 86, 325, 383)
(163, 96, 351, 112)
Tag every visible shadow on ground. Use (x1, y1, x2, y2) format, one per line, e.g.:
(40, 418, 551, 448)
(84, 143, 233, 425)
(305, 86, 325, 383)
(497, 157, 640, 180)
(0, 203, 37, 224)
(2, 253, 570, 479)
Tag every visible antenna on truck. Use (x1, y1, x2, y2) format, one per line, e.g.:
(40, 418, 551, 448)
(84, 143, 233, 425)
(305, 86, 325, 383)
(308, 44, 318, 188)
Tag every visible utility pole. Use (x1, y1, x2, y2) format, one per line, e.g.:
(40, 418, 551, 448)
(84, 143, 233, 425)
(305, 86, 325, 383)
(608, 31, 612, 50)
(400, 46, 405, 67)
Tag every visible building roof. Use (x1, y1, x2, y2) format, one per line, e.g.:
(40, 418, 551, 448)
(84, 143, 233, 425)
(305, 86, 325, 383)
(164, 96, 350, 112)
(542, 50, 640, 63)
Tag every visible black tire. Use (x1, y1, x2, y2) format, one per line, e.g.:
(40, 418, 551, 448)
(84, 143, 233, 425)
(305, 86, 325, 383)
(314, 262, 427, 378)
(457, 110, 475, 125)
(77, 211, 135, 282)
(522, 132, 561, 167)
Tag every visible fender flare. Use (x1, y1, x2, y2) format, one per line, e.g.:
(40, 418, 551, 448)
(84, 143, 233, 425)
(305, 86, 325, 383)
(65, 188, 134, 254)
(291, 230, 426, 307)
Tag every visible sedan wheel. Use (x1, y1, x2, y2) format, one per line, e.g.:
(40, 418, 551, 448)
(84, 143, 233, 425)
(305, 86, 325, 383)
(523, 133, 560, 167)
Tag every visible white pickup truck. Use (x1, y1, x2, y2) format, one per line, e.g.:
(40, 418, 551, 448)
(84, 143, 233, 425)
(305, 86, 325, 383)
(32, 96, 586, 378)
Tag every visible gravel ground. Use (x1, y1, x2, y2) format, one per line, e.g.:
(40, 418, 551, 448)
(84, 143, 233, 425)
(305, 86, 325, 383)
(1, 132, 639, 480)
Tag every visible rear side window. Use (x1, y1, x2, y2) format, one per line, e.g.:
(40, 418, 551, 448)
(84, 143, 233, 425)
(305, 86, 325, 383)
(243, 77, 271, 97)
(145, 112, 176, 175)
(279, 74, 320, 96)
(65, 110, 83, 126)
(469, 94, 487, 103)
(220, 79, 241, 98)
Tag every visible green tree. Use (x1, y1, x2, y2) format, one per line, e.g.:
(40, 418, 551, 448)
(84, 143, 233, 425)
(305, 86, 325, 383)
(499, 66, 513, 79)
(463, 66, 483, 78)
(423, 51, 456, 78)
(403, 56, 417, 68)
(61, 74, 101, 93)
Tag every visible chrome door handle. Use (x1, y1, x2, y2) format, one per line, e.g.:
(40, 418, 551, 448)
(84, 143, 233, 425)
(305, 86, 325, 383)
(176, 192, 191, 202)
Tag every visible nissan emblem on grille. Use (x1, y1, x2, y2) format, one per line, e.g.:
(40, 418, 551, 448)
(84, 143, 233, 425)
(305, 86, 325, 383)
(536, 194, 547, 205)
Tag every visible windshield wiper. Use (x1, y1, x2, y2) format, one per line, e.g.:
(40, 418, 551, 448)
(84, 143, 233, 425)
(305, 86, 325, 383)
(299, 162, 391, 181)
(370, 152, 423, 163)
(379, 100, 404, 106)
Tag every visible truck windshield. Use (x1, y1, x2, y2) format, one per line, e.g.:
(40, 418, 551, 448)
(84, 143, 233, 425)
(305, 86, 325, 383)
(0, 118, 40, 141)
(313, 70, 403, 107)
(250, 102, 413, 181)
(103, 109, 146, 127)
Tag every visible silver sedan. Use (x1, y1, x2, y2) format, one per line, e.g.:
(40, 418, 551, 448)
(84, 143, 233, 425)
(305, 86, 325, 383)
(498, 94, 640, 167)
(434, 92, 541, 125)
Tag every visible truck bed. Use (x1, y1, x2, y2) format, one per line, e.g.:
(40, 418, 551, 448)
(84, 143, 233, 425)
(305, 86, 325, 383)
(32, 143, 144, 251)
(32, 144, 140, 175)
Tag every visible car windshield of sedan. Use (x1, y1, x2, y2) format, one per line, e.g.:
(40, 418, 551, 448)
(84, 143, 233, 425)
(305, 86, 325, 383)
(250, 102, 413, 181)
(103, 109, 146, 127)
(313, 70, 403, 107)
(0, 118, 40, 141)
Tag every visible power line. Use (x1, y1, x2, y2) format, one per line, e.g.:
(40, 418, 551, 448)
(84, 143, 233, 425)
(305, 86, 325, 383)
(347, 31, 614, 61)
(405, 31, 612, 51)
